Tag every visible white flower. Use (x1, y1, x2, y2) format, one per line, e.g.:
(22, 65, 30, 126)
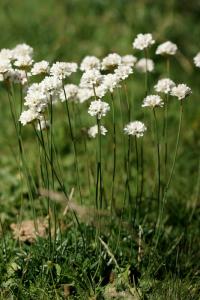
(40, 76, 62, 96)
(50, 62, 77, 80)
(194, 52, 200, 68)
(154, 78, 175, 94)
(0, 49, 14, 60)
(19, 109, 40, 125)
(13, 43, 33, 58)
(142, 95, 164, 108)
(103, 74, 120, 93)
(121, 55, 137, 67)
(101, 53, 121, 70)
(24, 83, 48, 112)
(171, 84, 191, 100)
(115, 64, 133, 80)
(88, 99, 110, 119)
(124, 121, 147, 138)
(133, 33, 155, 50)
(60, 84, 79, 102)
(94, 85, 107, 98)
(4, 69, 28, 85)
(80, 69, 103, 88)
(80, 56, 100, 71)
(156, 41, 177, 55)
(0, 59, 12, 74)
(135, 58, 154, 73)
(77, 88, 93, 103)
(31, 61, 50, 75)
(14, 55, 33, 68)
(88, 125, 107, 138)
(37, 118, 50, 131)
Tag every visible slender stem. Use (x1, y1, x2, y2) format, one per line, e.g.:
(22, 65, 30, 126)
(144, 48, 149, 96)
(63, 84, 82, 204)
(97, 118, 103, 209)
(111, 92, 116, 213)
(153, 108, 161, 208)
(133, 136, 139, 226)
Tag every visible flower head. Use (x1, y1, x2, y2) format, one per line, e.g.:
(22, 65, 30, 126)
(194, 52, 200, 68)
(77, 88, 93, 103)
(88, 125, 107, 138)
(133, 33, 155, 50)
(14, 55, 33, 68)
(103, 74, 120, 93)
(0, 59, 12, 74)
(101, 53, 121, 71)
(121, 55, 137, 67)
(156, 41, 177, 55)
(24, 83, 48, 112)
(88, 99, 110, 119)
(40, 76, 62, 96)
(154, 78, 175, 94)
(124, 121, 147, 138)
(80, 69, 103, 88)
(171, 84, 191, 100)
(50, 62, 77, 80)
(142, 95, 164, 108)
(135, 58, 154, 73)
(60, 84, 79, 102)
(31, 61, 50, 75)
(12, 43, 33, 58)
(114, 64, 133, 80)
(19, 109, 40, 125)
(80, 56, 100, 71)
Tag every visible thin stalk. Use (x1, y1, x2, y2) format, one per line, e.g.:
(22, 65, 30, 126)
(110, 92, 116, 213)
(144, 48, 149, 95)
(63, 84, 82, 204)
(153, 108, 161, 206)
(133, 136, 139, 226)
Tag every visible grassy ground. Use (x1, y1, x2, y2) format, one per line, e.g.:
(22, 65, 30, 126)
(0, 0, 200, 299)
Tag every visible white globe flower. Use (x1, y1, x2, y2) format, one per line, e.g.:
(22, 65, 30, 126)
(88, 99, 110, 119)
(101, 53, 121, 70)
(154, 78, 175, 94)
(124, 121, 147, 138)
(80, 56, 100, 71)
(88, 125, 107, 138)
(133, 33, 155, 50)
(156, 41, 177, 55)
(171, 84, 191, 100)
(135, 58, 154, 73)
(142, 95, 164, 108)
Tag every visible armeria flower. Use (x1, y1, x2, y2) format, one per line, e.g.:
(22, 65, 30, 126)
(135, 58, 154, 73)
(115, 64, 133, 80)
(50, 62, 78, 80)
(171, 84, 191, 100)
(124, 121, 147, 138)
(121, 55, 137, 67)
(133, 33, 155, 50)
(77, 88, 93, 103)
(80, 56, 100, 71)
(4, 69, 28, 85)
(88, 125, 107, 138)
(142, 95, 164, 108)
(154, 78, 175, 94)
(14, 55, 33, 68)
(80, 69, 104, 88)
(60, 84, 79, 102)
(193, 52, 200, 68)
(31, 61, 50, 75)
(0, 59, 12, 74)
(12, 43, 34, 58)
(94, 85, 107, 98)
(19, 109, 40, 125)
(156, 41, 177, 55)
(24, 83, 48, 112)
(101, 53, 122, 71)
(0, 49, 14, 60)
(88, 99, 110, 119)
(40, 76, 62, 96)
(103, 74, 120, 93)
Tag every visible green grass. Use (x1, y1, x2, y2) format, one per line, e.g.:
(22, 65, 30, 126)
(0, 0, 200, 299)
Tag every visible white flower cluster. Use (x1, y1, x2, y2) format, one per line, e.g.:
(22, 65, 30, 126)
(80, 56, 100, 71)
(31, 60, 50, 75)
(101, 53, 122, 70)
(88, 125, 107, 138)
(88, 99, 110, 119)
(135, 58, 154, 73)
(171, 84, 191, 100)
(80, 69, 103, 88)
(50, 62, 78, 80)
(156, 41, 177, 56)
(121, 55, 137, 67)
(194, 52, 200, 68)
(133, 33, 155, 50)
(124, 121, 147, 138)
(154, 78, 175, 94)
(142, 95, 164, 108)
(60, 84, 79, 102)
